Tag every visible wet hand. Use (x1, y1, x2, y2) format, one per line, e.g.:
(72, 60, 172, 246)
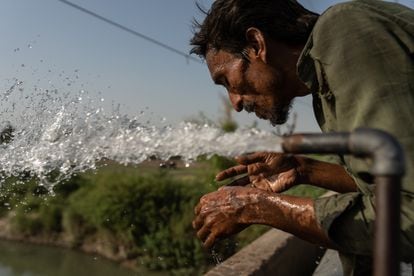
(215, 152, 303, 193)
(192, 187, 261, 248)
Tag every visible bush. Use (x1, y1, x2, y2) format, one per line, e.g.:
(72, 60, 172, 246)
(12, 211, 44, 236)
(67, 170, 217, 273)
(38, 202, 63, 232)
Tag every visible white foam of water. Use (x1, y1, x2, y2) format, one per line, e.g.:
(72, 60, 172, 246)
(0, 80, 282, 187)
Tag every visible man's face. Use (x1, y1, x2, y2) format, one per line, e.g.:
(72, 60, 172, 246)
(206, 48, 294, 126)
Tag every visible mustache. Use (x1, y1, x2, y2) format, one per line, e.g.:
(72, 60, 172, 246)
(242, 102, 255, 113)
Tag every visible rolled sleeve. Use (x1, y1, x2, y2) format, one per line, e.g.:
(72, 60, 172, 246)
(314, 193, 375, 255)
(315, 192, 414, 261)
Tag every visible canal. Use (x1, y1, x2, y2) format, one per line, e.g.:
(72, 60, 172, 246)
(0, 239, 166, 276)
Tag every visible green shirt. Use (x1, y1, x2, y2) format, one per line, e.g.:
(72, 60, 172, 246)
(297, 0, 414, 262)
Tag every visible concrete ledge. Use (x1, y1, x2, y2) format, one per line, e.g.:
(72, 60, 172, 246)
(205, 229, 325, 276)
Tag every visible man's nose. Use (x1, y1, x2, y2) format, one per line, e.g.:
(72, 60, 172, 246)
(228, 93, 243, 112)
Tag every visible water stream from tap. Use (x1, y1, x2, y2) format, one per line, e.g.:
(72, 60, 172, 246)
(0, 80, 282, 188)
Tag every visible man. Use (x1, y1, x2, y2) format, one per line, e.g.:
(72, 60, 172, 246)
(190, 0, 414, 275)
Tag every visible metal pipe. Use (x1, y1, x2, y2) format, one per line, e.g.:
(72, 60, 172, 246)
(282, 128, 405, 276)
(374, 176, 401, 276)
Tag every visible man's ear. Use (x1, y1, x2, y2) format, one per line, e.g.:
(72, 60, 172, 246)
(245, 27, 267, 62)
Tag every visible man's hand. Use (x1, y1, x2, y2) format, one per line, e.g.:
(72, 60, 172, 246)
(216, 152, 358, 193)
(216, 152, 304, 193)
(192, 187, 261, 248)
(192, 186, 337, 249)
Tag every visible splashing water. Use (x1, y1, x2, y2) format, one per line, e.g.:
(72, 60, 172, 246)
(0, 79, 282, 188)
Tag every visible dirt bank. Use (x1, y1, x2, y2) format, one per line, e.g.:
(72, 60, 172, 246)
(0, 213, 137, 270)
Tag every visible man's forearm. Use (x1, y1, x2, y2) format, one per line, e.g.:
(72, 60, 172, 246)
(245, 192, 337, 248)
(298, 158, 357, 193)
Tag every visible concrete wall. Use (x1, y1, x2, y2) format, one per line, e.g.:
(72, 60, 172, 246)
(205, 229, 325, 276)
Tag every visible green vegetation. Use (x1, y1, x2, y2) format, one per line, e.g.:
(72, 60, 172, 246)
(218, 94, 238, 133)
(0, 156, 326, 275)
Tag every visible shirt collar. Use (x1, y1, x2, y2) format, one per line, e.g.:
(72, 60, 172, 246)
(296, 32, 317, 92)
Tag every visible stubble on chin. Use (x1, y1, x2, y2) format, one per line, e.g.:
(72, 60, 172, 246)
(242, 102, 255, 113)
(268, 101, 292, 126)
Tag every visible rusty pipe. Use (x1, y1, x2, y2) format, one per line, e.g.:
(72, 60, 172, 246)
(282, 128, 405, 276)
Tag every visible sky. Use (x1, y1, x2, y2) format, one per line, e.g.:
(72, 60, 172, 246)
(0, 0, 413, 133)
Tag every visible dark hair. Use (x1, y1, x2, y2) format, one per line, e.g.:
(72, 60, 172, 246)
(190, 0, 319, 58)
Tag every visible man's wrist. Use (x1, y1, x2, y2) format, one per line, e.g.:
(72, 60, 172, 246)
(241, 191, 281, 226)
(237, 190, 272, 225)
(295, 155, 312, 184)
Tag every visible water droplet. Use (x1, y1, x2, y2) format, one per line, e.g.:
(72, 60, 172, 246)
(28, 44, 32, 49)
(211, 249, 222, 264)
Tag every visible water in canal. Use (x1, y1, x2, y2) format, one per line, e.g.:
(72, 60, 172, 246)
(0, 239, 166, 276)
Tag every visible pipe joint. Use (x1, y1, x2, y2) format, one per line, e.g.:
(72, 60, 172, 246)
(350, 128, 405, 176)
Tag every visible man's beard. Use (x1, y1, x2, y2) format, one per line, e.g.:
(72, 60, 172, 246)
(268, 101, 292, 126)
(243, 101, 292, 126)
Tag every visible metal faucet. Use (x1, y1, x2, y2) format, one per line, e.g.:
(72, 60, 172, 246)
(282, 128, 405, 276)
